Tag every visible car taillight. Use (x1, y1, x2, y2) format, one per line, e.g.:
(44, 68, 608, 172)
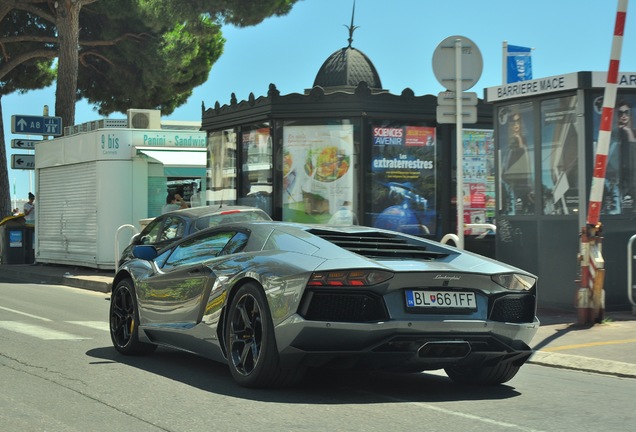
(491, 273, 536, 291)
(307, 270, 393, 287)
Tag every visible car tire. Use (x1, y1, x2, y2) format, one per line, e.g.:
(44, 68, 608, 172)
(444, 362, 520, 385)
(226, 282, 304, 388)
(109, 278, 157, 355)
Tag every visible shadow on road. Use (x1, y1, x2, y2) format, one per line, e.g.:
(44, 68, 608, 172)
(86, 346, 523, 404)
(532, 322, 593, 351)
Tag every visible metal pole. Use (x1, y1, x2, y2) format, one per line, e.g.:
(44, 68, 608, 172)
(12, 178, 16, 211)
(502, 40, 508, 84)
(628, 234, 636, 313)
(455, 38, 464, 250)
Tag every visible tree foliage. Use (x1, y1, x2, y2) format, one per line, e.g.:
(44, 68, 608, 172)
(0, 0, 300, 218)
(1, 0, 300, 124)
(0, 8, 56, 217)
(75, 1, 225, 116)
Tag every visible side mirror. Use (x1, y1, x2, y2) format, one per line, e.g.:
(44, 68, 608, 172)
(132, 245, 158, 261)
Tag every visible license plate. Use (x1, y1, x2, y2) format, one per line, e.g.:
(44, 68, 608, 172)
(406, 290, 477, 309)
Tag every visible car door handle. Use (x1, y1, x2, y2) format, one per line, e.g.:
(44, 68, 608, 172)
(188, 268, 202, 275)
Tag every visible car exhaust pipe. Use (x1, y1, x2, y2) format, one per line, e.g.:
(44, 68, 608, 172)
(417, 341, 471, 359)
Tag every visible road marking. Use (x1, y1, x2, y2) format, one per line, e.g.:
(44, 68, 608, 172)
(353, 388, 546, 432)
(0, 321, 89, 340)
(542, 338, 636, 352)
(0, 306, 51, 321)
(404, 401, 547, 432)
(67, 321, 109, 332)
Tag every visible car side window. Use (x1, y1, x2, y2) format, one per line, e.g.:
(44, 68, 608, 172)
(220, 231, 249, 256)
(139, 218, 164, 245)
(154, 248, 172, 268)
(160, 216, 186, 242)
(162, 230, 245, 270)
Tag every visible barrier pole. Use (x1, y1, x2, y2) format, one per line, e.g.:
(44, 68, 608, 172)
(115, 224, 138, 271)
(577, 226, 591, 325)
(589, 229, 606, 322)
(579, 0, 628, 323)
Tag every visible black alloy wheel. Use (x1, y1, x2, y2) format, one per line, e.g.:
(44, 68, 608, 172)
(109, 278, 156, 355)
(228, 285, 264, 377)
(226, 282, 304, 388)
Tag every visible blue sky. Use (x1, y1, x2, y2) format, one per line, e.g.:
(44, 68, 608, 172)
(4, 0, 636, 202)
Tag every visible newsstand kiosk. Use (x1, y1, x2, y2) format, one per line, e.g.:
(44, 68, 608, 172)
(485, 71, 636, 311)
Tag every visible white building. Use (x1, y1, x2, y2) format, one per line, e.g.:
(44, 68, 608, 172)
(34, 109, 206, 269)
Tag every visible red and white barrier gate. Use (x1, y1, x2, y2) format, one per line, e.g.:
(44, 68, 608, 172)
(577, 0, 628, 324)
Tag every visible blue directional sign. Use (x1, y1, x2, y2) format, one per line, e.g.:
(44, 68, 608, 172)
(11, 114, 63, 136)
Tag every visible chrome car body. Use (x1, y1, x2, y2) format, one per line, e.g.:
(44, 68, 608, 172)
(109, 222, 539, 388)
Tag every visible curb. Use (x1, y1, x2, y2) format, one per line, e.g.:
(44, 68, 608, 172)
(1, 267, 111, 293)
(529, 351, 636, 379)
(61, 275, 111, 293)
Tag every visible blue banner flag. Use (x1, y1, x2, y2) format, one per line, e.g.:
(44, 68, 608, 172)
(506, 44, 532, 83)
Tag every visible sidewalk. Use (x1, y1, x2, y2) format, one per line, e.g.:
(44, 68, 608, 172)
(2, 262, 635, 379)
(1, 262, 113, 293)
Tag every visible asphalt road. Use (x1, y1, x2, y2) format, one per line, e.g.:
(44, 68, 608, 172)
(2, 281, 636, 432)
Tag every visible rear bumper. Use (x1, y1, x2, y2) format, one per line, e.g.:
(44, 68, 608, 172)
(274, 316, 539, 371)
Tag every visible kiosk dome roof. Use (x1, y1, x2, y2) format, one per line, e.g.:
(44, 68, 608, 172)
(312, 46, 383, 90)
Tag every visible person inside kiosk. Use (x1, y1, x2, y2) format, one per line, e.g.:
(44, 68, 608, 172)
(161, 192, 189, 214)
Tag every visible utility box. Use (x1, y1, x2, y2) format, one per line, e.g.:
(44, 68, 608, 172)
(0, 216, 34, 264)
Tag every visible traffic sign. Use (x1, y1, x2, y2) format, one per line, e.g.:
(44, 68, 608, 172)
(11, 138, 39, 149)
(436, 105, 477, 124)
(437, 91, 478, 106)
(11, 114, 63, 136)
(11, 154, 35, 170)
(432, 35, 483, 91)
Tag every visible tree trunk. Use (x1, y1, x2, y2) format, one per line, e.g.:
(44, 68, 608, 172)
(54, 2, 81, 128)
(0, 97, 13, 218)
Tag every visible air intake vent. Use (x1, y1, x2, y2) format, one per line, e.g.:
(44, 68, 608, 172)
(490, 294, 536, 324)
(97, 119, 127, 129)
(300, 290, 389, 322)
(307, 229, 449, 260)
(127, 109, 161, 129)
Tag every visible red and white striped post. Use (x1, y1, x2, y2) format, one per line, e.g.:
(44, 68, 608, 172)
(577, 227, 591, 325)
(587, 0, 628, 224)
(580, 0, 628, 323)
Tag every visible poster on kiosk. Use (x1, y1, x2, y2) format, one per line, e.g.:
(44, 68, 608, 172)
(282, 125, 354, 224)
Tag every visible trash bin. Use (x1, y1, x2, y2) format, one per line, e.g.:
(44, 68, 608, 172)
(25, 225, 35, 264)
(0, 215, 34, 264)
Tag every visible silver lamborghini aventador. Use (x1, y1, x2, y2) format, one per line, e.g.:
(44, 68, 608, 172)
(109, 221, 539, 388)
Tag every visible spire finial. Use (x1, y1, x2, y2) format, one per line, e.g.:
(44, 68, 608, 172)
(345, 0, 358, 48)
